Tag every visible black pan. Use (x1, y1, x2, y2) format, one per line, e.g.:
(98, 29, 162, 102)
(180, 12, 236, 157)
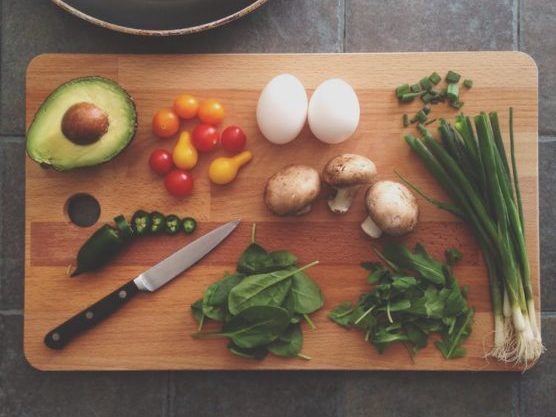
(52, 0, 268, 36)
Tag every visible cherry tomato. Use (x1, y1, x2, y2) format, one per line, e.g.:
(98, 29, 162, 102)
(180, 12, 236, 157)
(198, 99, 225, 125)
(192, 124, 219, 152)
(149, 149, 174, 176)
(152, 108, 180, 138)
(164, 169, 194, 197)
(173, 94, 199, 120)
(221, 126, 247, 153)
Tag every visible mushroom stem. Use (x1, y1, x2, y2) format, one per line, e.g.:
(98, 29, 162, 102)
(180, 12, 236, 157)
(361, 216, 383, 238)
(328, 186, 361, 214)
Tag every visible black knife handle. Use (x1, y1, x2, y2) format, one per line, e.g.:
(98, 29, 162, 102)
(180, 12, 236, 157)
(44, 280, 140, 350)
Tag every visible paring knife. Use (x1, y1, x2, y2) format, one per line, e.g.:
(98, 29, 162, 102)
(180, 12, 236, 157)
(44, 219, 240, 349)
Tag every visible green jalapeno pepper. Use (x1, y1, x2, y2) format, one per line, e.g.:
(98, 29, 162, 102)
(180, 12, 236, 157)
(182, 217, 197, 234)
(114, 215, 134, 241)
(165, 214, 181, 235)
(71, 224, 125, 277)
(150, 211, 166, 234)
(131, 210, 151, 236)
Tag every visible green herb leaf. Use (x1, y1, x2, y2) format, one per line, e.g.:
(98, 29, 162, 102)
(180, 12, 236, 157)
(268, 324, 303, 358)
(227, 342, 268, 360)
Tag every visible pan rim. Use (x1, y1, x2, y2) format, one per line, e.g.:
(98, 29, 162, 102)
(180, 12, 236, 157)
(51, 0, 269, 37)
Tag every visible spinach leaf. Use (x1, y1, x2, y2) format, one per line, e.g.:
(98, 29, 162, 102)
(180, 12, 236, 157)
(223, 306, 290, 348)
(237, 243, 275, 274)
(192, 306, 290, 349)
(228, 263, 318, 315)
(290, 270, 324, 314)
(191, 299, 204, 324)
(268, 324, 303, 358)
(227, 342, 268, 360)
(269, 250, 298, 269)
(228, 270, 294, 315)
(204, 273, 245, 307)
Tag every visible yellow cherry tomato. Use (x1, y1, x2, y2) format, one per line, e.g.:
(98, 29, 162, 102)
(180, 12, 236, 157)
(173, 94, 199, 120)
(198, 99, 225, 125)
(173, 131, 198, 170)
(208, 150, 253, 185)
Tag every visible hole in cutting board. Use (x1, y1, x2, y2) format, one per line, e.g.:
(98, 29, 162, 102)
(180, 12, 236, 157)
(65, 194, 101, 227)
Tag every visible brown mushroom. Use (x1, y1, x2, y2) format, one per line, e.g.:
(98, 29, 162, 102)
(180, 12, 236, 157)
(61, 102, 109, 145)
(361, 180, 419, 238)
(322, 153, 377, 214)
(264, 165, 321, 216)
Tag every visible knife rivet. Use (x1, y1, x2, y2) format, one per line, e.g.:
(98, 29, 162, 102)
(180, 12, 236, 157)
(119, 290, 127, 299)
(52, 332, 60, 341)
(85, 311, 94, 319)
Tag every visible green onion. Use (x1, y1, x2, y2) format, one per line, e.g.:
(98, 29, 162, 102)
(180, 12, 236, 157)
(420, 77, 433, 91)
(463, 79, 473, 89)
(449, 100, 464, 110)
(421, 92, 434, 104)
(396, 84, 411, 98)
(403, 114, 409, 127)
(400, 92, 422, 103)
(429, 72, 442, 85)
(447, 83, 459, 102)
(423, 104, 432, 114)
(446, 70, 461, 83)
(404, 109, 544, 366)
(410, 84, 422, 93)
(411, 110, 428, 124)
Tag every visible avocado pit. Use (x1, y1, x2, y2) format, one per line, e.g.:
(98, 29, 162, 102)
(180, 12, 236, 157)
(61, 102, 109, 145)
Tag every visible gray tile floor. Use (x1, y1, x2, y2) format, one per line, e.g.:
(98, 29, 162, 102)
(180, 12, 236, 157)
(0, 1, 554, 416)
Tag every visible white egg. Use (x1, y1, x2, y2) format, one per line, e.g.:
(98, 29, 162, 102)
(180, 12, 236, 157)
(308, 78, 360, 144)
(256, 74, 308, 145)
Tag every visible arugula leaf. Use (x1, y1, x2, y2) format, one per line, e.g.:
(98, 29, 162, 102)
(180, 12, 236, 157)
(445, 248, 462, 266)
(367, 265, 390, 284)
(383, 243, 446, 286)
(329, 302, 357, 328)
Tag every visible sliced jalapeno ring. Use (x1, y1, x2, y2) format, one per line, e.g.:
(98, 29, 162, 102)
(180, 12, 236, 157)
(182, 217, 197, 235)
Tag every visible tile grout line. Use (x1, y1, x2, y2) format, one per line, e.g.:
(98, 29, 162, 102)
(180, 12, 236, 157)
(513, 0, 519, 50)
(342, 0, 346, 53)
(539, 136, 556, 143)
(0, 309, 23, 316)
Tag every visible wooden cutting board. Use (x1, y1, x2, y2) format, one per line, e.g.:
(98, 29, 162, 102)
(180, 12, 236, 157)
(24, 52, 539, 371)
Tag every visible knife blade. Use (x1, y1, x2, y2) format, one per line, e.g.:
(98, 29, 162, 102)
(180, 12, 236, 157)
(44, 219, 240, 350)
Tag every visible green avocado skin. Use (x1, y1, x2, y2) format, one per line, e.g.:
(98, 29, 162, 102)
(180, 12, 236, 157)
(26, 76, 138, 171)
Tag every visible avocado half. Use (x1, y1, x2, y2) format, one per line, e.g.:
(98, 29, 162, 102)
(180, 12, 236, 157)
(26, 76, 137, 171)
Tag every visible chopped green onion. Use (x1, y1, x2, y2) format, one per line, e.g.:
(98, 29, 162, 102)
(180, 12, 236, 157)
(396, 84, 411, 98)
(423, 104, 432, 114)
(429, 72, 441, 85)
(410, 83, 422, 93)
(424, 118, 437, 126)
(419, 77, 433, 91)
(400, 92, 422, 103)
(463, 79, 473, 89)
(449, 100, 464, 109)
(446, 70, 461, 83)
(411, 110, 428, 124)
(447, 83, 459, 102)
(403, 114, 409, 127)
(421, 92, 434, 104)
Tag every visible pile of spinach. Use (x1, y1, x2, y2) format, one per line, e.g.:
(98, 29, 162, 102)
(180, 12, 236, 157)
(329, 243, 474, 359)
(191, 225, 323, 360)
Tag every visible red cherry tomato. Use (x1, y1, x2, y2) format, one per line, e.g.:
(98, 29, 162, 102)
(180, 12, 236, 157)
(149, 149, 174, 176)
(192, 124, 219, 152)
(221, 126, 247, 153)
(164, 169, 194, 197)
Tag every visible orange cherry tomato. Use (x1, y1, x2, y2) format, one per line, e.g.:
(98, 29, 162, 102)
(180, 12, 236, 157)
(173, 94, 199, 120)
(198, 99, 225, 125)
(152, 108, 180, 138)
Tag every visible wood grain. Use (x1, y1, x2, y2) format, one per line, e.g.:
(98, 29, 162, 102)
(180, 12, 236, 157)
(24, 52, 539, 371)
